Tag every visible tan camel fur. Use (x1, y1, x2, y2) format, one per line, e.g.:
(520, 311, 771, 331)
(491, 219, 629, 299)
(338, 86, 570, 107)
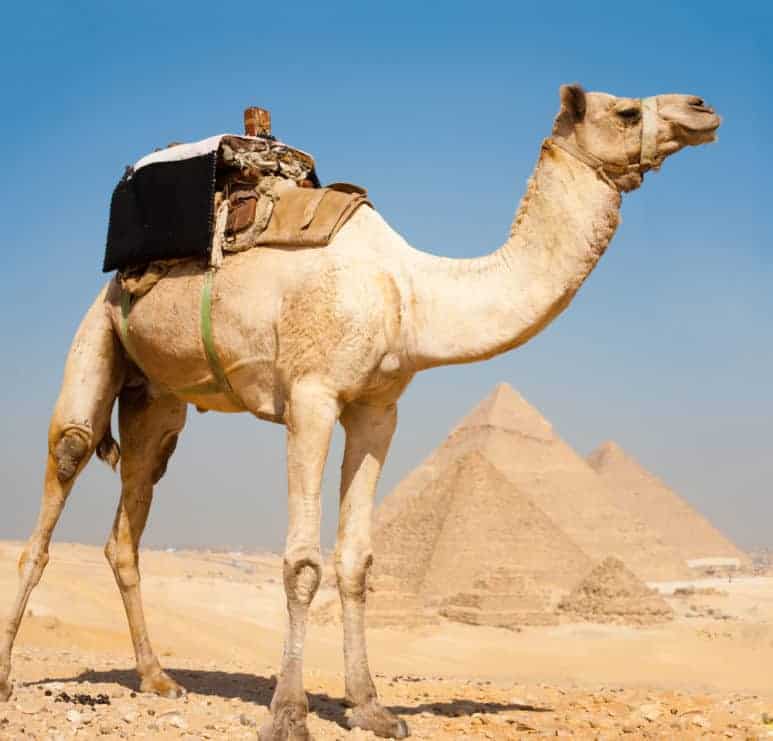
(0, 86, 720, 740)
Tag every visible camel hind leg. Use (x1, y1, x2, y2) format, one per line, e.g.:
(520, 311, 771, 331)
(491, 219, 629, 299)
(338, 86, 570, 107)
(0, 288, 125, 701)
(104, 384, 187, 698)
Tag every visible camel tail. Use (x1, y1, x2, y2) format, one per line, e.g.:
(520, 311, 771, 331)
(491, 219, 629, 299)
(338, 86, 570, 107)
(96, 417, 121, 471)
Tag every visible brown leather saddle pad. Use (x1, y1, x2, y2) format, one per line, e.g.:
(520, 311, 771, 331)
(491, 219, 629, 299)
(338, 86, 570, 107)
(226, 182, 371, 251)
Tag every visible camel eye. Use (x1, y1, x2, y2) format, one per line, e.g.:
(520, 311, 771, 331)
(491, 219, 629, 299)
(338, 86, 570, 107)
(618, 108, 640, 121)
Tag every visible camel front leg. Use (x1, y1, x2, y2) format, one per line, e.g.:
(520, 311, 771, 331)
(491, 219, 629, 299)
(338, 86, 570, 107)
(336, 402, 408, 738)
(261, 379, 338, 741)
(104, 386, 187, 698)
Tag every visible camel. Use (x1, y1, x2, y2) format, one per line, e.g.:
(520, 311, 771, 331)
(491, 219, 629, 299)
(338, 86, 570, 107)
(0, 85, 720, 740)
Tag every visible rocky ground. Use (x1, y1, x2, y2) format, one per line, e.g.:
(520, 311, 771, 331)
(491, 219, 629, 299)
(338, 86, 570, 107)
(3, 645, 773, 739)
(2, 543, 773, 739)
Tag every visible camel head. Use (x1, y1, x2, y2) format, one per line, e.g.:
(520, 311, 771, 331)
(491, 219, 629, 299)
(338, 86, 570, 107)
(551, 84, 721, 191)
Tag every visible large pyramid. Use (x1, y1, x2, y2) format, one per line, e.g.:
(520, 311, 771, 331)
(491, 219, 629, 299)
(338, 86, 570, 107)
(372, 451, 590, 627)
(375, 384, 692, 581)
(587, 441, 748, 568)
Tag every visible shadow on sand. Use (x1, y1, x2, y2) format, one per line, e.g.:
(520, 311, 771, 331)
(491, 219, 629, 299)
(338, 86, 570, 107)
(29, 668, 552, 729)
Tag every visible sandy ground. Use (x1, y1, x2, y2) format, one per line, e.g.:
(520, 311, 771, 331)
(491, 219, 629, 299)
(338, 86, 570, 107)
(1, 541, 772, 739)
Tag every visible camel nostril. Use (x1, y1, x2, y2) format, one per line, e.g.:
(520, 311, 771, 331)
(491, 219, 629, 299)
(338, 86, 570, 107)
(690, 97, 705, 107)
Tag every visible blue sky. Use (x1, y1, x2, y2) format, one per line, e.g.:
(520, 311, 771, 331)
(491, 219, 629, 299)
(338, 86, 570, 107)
(0, 1, 770, 551)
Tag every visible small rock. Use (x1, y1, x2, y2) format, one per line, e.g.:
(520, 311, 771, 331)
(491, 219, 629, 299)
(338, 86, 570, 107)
(16, 701, 45, 715)
(41, 616, 60, 630)
(66, 709, 82, 725)
(122, 710, 139, 724)
(639, 703, 662, 722)
(158, 710, 187, 730)
(239, 712, 256, 727)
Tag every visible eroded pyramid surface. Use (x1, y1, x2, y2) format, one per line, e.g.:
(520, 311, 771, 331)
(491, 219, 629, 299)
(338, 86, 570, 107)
(557, 556, 673, 625)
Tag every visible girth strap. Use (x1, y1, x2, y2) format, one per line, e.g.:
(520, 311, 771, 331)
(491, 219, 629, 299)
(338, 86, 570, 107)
(199, 269, 244, 408)
(118, 271, 245, 409)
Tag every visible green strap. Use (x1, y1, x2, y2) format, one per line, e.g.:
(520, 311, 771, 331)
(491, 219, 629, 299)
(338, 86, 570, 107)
(200, 269, 244, 408)
(119, 275, 243, 409)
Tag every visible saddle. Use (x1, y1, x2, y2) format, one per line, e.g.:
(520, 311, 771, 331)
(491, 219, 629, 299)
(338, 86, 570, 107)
(104, 133, 371, 276)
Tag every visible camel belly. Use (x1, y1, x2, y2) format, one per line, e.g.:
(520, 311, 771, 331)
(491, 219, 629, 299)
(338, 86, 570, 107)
(108, 242, 411, 416)
(109, 255, 284, 417)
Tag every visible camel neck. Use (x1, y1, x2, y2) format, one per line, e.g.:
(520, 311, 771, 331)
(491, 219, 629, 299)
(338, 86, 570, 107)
(407, 142, 622, 370)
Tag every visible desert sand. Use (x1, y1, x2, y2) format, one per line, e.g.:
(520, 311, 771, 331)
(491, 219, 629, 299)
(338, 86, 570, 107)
(1, 541, 772, 739)
(2, 385, 765, 738)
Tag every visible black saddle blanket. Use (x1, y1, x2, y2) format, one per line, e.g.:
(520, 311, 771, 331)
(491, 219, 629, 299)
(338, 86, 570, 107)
(104, 150, 216, 272)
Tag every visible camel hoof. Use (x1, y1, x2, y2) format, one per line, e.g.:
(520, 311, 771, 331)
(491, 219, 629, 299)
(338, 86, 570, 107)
(259, 703, 314, 741)
(139, 670, 186, 699)
(348, 701, 410, 738)
(0, 679, 12, 702)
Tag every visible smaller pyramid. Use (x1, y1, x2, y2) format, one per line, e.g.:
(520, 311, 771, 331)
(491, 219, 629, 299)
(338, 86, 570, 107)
(558, 556, 673, 626)
(588, 441, 748, 568)
(438, 567, 558, 629)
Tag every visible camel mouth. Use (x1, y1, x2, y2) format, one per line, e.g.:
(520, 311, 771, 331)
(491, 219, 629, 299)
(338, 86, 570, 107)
(675, 117, 721, 145)
(661, 98, 721, 146)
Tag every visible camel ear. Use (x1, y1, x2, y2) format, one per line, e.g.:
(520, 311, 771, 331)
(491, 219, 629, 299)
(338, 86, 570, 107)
(553, 83, 587, 135)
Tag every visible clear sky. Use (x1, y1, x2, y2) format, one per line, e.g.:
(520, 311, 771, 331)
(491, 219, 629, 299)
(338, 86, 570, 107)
(0, 1, 770, 552)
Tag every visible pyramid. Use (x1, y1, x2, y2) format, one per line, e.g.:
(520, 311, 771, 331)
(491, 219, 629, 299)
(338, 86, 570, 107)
(372, 451, 590, 627)
(557, 556, 673, 626)
(587, 441, 748, 569)
(438, 567, 559, 629)
(376, 384, 692, 581)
